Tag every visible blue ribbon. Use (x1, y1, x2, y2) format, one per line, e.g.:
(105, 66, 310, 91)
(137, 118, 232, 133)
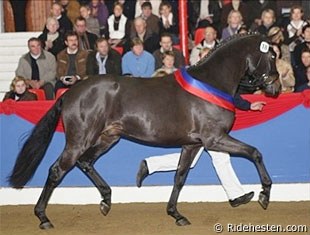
(180, 68, 234, 104)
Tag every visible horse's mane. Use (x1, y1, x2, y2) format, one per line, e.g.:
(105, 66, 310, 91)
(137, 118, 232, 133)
(188, 32, 262, 71)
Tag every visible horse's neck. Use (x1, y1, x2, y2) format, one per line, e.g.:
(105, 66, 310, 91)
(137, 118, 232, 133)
(188, 46, 248, 96)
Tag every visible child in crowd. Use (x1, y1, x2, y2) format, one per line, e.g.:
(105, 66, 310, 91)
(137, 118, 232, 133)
(152, 51, 176, 77)
(2, 77, 37, 101)
(198, 47, 211, 61)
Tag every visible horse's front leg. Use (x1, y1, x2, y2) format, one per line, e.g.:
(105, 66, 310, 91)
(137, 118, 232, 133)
(77, 160, 112, 215)
(167, 145, 201, 226)
(208, 134, 272, 209)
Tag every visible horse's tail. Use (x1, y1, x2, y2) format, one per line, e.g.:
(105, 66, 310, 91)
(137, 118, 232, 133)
(8, 97, 64, 188)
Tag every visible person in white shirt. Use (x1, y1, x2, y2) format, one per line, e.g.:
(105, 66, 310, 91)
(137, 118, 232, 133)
(107, 2, 129, 48)
(285, 5, 307, 53)
(190, 26, 218, 65)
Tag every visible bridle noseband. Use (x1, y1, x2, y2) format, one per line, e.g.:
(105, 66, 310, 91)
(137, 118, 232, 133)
(241, 50, 278, 89)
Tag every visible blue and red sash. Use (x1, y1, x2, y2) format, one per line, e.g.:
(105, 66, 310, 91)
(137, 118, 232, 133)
(174, 68, 235, 112)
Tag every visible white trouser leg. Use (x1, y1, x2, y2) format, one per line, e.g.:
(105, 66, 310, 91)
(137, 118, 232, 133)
(145, 148, 245, 200)
(208, 150, 245, 200)
(145, 148, 204, 174)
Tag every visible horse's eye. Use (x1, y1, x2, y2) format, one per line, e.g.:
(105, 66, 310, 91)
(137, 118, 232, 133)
(271, 55, 275, 59)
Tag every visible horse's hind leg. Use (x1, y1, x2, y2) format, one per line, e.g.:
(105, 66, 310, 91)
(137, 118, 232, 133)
(76, 134, 120, 216)
(207, 134, 272, 209)
(34, 147, 83, 229)
(167, 145, 201, 226)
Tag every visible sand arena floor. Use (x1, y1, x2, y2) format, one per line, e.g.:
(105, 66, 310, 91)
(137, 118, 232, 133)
(1, 201, 309, 235)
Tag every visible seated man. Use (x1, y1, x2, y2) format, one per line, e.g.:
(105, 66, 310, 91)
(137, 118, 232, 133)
(294, 48, 310, 91)
(86, 37, 122, 76)
(74, 16, 98, 51)
(138, 1, 160, 35)
(38, 17, 65, 57)
(15, 37, 56, 100)
(44, 2, 73, 35)
(122, 37, 155, 78)
(293, 24, 310, 68)
(55, 31, 88, 93)
(79, 4, 100, 37)
(153, 33, 185, 70)
(190, 26, 219, 65)
(125, 17, 159, 54)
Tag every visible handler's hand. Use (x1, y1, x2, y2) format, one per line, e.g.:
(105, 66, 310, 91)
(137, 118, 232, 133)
(250, 101, 266, 111)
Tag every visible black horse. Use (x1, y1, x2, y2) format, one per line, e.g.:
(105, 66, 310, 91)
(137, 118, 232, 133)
(9, 33, 280, 228)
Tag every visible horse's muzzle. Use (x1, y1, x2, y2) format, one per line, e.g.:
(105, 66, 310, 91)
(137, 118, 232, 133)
(263, 75, 281, 97)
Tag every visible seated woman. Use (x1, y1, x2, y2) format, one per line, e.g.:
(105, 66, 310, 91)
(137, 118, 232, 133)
(267, 26, 291, 64)
(273, 43, 295, 93)
(38, 17, 65, 57)
(152, 51, 177, 77)
(2, 77, 37, 101)
(221, 10, 243, 41)
(89, 0, 109, 37)
(107, 2, 130, 48)
(253, 9, 277, 36)
(284, 5, 307, 61)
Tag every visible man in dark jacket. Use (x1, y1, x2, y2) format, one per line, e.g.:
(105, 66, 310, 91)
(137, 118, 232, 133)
(86, 38, 122, 76)
(153, 33, 185, 70)
(74, 16, 98, 51)
(55, 31, 88, 93)
(124, 17, 159, 54)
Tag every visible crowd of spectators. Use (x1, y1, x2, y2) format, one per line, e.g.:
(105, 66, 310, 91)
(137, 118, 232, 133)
(3, 0, 310, 101)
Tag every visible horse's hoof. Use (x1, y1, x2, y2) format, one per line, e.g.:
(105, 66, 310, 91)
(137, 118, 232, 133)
(100, 200, 111, 216)
(175, 217, 191, 226)
(258, 192, 269, 210)
(39, 221, 54, 230)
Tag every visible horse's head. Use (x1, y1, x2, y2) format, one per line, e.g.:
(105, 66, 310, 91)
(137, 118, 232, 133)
(246, 40, 281, 97)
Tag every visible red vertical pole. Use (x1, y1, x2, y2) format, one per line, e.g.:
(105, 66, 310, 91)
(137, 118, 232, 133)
(178, 0, 189, 64)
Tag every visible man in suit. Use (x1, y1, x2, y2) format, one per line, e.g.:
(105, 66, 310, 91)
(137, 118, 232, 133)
(74, 16, 98, 51)
(86, 38, 122, 76)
